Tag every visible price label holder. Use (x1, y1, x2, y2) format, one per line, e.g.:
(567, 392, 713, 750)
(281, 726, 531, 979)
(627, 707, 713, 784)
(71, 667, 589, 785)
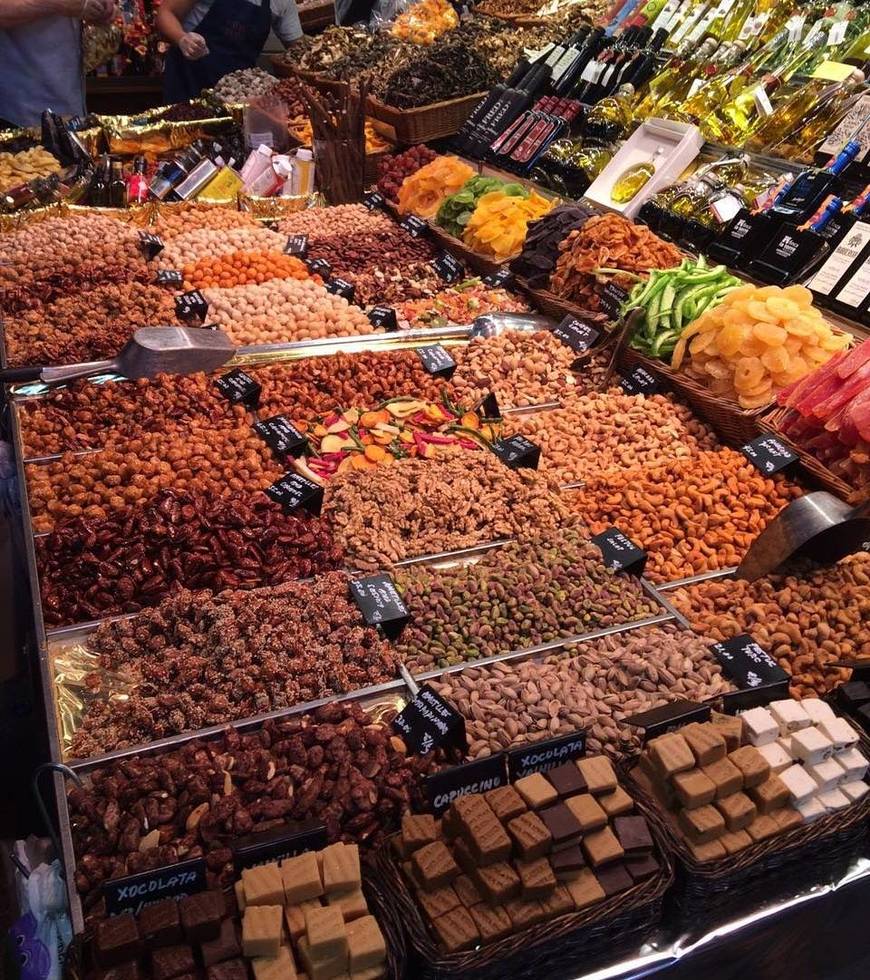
(325, 277, 356, 303)
(476, 391, 501, 420)
(591, 527, 647, 576)
(253, 415, 308, 458)
(491, 435, 540, 470)
(619, 365, 660, 396)
(506, 730, 585, 781)
(425, 754, 506, 815)
(416, 344, 457, 379)
(175, 289, 209, 324)
(599, 282, 629, 319)
(103, 857, 207, 917)
(392, 684, 467, 755)
(265, 472, 323, 516)
(305, 257, 331, 279)
(284, 234, 308, 258)
(215, 368, 261, 408)
(400, 214, 428, 237)
(349, 573, 410, 639)
(552, 315, 601, 354)
(432, 251, 464, 284)
(155, 269, 183, 286)
(368, 306, 398, 331)
(624, 700, 711, 742)
(710, 635, 791, 711)
(138, 231, 165, 260)
(482, 268, 514, 289)
(364, 191, 386, 211)
(232, 821, 327, 872)
(740, 435, 798, 475)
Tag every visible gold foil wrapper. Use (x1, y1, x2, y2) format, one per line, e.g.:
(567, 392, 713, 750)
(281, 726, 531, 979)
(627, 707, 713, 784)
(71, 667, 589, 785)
(98, 101, 233, 157)
(237, 192, 319, 220)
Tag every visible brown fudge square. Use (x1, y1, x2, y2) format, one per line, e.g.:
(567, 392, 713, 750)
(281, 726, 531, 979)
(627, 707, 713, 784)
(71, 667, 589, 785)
(95, 964, 141, 980)
(678, 804, 726, 844)
(516, 857, 557, 899)
(463, 817, 513, 867)
(564, 793, 607, 832)
(450, 837, 475, 876)
(746, 814, 779, 842)
(252, 946, 297, 980)
(701, 757, 744, 799)
(647, 733, 695, 779)
(322, 844, 361, 894)
(728, 746, 770, 789)
(345, 916, 386, 973)
(415, 884, 461, 921)
(401, 814, 437, 853)
(550, 846, 585, 880)
(286, 901, 324, 941)
(305, 906, 348, 961)
(681, 723, 727, 766)
(473, 862, 521, 904)
(582, 827, 624, 867)
(565, 869, 606, 910)
(282, 851, 324, 905)
(468, 904, 513, 942)
(243, 863, 285, 907)
(484, 786, 527, 823)
(242, 906, 283, 959)
(504, 896, 545, 930)
(327, 888, 368, 923)
(200, 918, 241, 967)
(207, 960, 248, 980)
(180, 891, 225, 943)
(234, 881, 246, 914)
(710, 711, 743, 752)
(598, 786, 634, 817)
(411, 841, 460, 889)
(687, 838, 726, 862)
(451, 795, 492, 832)
(748, 774, 790, 814)
(772, 807, 803, 832)
(453, 874, 483, 908)
(719, 829, 753, 855)
(547, 763, 588, 798)
(95, 914, 141, 968)
(624, 854, 659, 882)
(595, 863, 634, 896)
(539, 802, 583, 846)
(575, 757, 617, 796)
(612, 815, 653, 854)
(672, 769, 717, 809)
(715, 792, 757, 831)
(139, 900, 181, 949)
(514, 773, 558, 810)
(431, 906, 479, 953)
(151, 945, 195, 980)
(538, 884, 574, 918)
(507, 811, 552, 859)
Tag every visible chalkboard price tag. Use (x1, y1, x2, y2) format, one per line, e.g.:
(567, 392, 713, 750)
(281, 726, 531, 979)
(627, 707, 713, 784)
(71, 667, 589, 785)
(599, 282, 629, 319)
(252, 415, 308, 458)
(624, 700, 711, 742)
(103, 858, 206, 917)
(364, 191, 386, 211)
(476, 391, 501, 420)
(710, 634, 790, 702)
(232, 821, 327, 872)
(175, 289, 209, 323)
(305, 257, 331, 278)
(482, 268, 514, 289)
(740, 435, 798, 475)
(368, 306, 398, 331)
(416, 344, 457, 379)
(284, 234, 308, 257)
(506, 730, 586, 781)
(325, 277, 356, 303)
(138, 231, 165, 260)
(619, 365, 659, 396)
(425, 754, 506, 815)
(432, 251, 463, 284)
(491, 435, 540, 470)
(265, 472, 323, 516)
(591, 527, 647, 575)
(155, 269, 183, 286)
(215, 368, 261, 408)
(400, 214, 428, 237)
(392, 684, 467, 755)
(552, 315, 601, 354)
(349, 573, 410, 639)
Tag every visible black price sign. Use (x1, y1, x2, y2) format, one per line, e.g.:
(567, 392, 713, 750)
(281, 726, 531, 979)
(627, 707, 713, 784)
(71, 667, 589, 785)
(364, 191, 386, 211)
(103, 858, 206, 917)
(620, 365, 659, 396)
(552, 315, 601, 354)
(740, 435, 798, 475)
(624, 700, 711, 742)
(400, 214, 428, 237)
(425, 754, 506, 815)
(491, 435, 540, 470)
(252, 415, 308, 458)
(476, 391, 501, 420)
(482, 268, 514, 289)
(506, 730, 586, 781)
(432, 252, 464, 284)
(285, 234, 308, 258)
(215, 368, 261, 408)
(710, 635, 790, 708)
(138, 231, 165, 260)
(305, 257, 331, 278)
(392, 684, 467, 755)
(175, 290, 209, 323)
(155, 269, 183, 286)
(368, 306, 398, 331)
(265, 472, 323, 516)
(349, 573, 410, 639)
(325, 277, 356, 303)
(591, 527, 647, 576)
(232, 821, 327, 872)
(599, 282, 629, 319)
(416, 344, 457, 379)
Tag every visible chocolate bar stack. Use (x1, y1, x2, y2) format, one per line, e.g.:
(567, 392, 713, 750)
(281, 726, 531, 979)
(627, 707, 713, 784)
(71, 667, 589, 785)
(396, 755, 660, 953)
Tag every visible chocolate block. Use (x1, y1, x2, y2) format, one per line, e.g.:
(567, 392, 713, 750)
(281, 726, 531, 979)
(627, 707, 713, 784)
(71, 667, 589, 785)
(463, 816, 512, 866)
(701, 757, 743, 799)
(516, 857, 556, 899)
(514, 773, 558, 810)
(687, 838, 726, 862)
(550, 846, 585, 878)
(180, 891, 224, 943)
(681, 723, 726, 766)
(234, 881, 246, 914)
(710, 711, 743, 752)
(595, 863, 634, 896)
(504, 895, 545, 929)
(401, 814, 437, 853)
(565, 869, 605, 910)
(507, 811, 552, 860)
(95, 964, 141, 980)
(200, 918, 241, 967)
(431, 906, 479, 953)
(748, 774, 790, 814)
(624, 853, 659, 882)
(468, 903, 513, 942)
(453, 874, 483, 908)
(715, 792, 756, 832)
(451, 837, 476, 876)
(412, 841, 459, 889)
(678, 804, 725, 844)
(575, 756, 617, 795)
(672, 769, 716, 809)
(95, 914, 141, 968)
(139, 900, 181, 949)
(207, 959, 248, 980)
(613, 815, 653, 854)
(473, 862, 521, 904)
(647, 734, 695, 780)
(718, 829, 752, 855)
(484, 786, 526, 823)
(582, 827, 624, 867)
(564, 793, 607, 832)
(538, 884, 574, 919)
(547, 763, 587, 798)
(598, 786, 634, 818)
(416, 884, 461, 921)
(539, 803, 583, 846)
(728, 746, 770, 789)
(151, 944, 195, 980)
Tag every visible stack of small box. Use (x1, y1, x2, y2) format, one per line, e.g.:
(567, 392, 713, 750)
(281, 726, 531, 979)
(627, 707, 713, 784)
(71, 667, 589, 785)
(396, 755, 660, 953)
(239, 842, 387, 980)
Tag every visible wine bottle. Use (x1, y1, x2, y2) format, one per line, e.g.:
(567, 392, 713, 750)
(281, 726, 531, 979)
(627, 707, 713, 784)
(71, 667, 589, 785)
(746, 196, 843, 284)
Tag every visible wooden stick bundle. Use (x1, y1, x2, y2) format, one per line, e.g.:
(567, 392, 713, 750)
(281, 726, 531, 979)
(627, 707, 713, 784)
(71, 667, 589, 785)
(298, 80, 368, 205)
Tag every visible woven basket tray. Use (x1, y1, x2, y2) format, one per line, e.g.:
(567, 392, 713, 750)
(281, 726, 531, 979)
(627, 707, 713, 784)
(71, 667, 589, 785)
(513, 279, 611, 330)
(371, 796, 673, 980)
(424, 223, 512, 277)
(367, 92, 485, 145)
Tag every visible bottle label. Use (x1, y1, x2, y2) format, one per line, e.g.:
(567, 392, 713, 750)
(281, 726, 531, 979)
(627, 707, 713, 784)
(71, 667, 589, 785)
(579, 61, 598, 83)
(785, 14, 805, 42)
(709, 193, 742, 223)
(827, 19, 848, 46)
(832, 253, 870, 308)
(753, 86, 774, 117)
(810, 224, 870, 295)
(687, 78, 706, 98)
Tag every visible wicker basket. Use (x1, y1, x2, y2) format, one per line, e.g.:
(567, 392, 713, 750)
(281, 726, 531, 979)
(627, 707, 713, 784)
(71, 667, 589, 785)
(366, 92, 486, 145)
(514, 280, 611, 332)
(424, 223, 512, 277)
(371, 797, 673, 980)
(298, 0, 336, 33)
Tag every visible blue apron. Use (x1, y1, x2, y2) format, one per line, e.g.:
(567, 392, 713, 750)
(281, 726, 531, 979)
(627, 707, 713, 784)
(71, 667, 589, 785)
(163, 0, 273, 103)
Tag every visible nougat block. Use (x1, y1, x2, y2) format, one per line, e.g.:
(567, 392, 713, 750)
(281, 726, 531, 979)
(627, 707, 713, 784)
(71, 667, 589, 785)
(719, 829, 753, 855)
(646, 733, 695, 780)
(791, 727, 834, 766)
(282, 851, 324, 904)
(769, 700, 811, 736)
(242, 863, 285, 907)
(582, 827, 624, 867)
(242, 906, 283, 960)
(842, 780, 870, 803)
(286, 901, 324, 942)
(740, 707, 779, 747)
(345, 917, 386, 973)
(468, 904, 513, 942)
(516, 857, 557, 899)
(710, 711, 743, 752)
(252, 946, 297, 980)
(565, 869, 605, 910)
(672, 769, 716, 809)
(411, 841, 459, 890)
(802, 699, 836, 726)
(818, 788, 850, 811)
(780, 764, 818, 804)
(748, 774, 790, 814)
(598, 786, 634, 817)
(756, 742, 792, 774)
(564, 793, 607, 832)
(714, 792, 756, 832)
(681, 723, 726, 766)
(507, 811, 552, 860)
(484, 785, 527, 823)
(328, 889, 368, 923)
(305, 906, 348, 962)
(728, 746, 770, 789)
(298, 937, 347, 980)
(473, 862, 521, 905)
(678, 804, 725, 844)
(322, 844, 361, 894)
(746, 814, 779, 841)
(514, 773, 558, 809)
(401, 814, 437, 853)
(575, 756, 617, 796)
(806, 757, 846, 794)
(818, 717, 860, 753)
(430, 907, 479, 953)
(701, 756, 744, 799)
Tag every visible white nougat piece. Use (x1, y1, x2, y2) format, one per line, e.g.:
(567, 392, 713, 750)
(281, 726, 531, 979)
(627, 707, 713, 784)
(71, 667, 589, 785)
(796, 796, 827, 822)
(777, 735, 793, 756)
(818, 788, 850, 811)
(790, 727, 834, 765)
(841, 781, 869, 803)
(741, 707, 779, 747)
(835, 747, 868, 783)
(804, 758, 843, 794)
(769, 700, 811, 736)
(801, 699, 836, 726)
(818, 717, 860, 754)
(756, 742, 791, 774)
(779, 764, 818, 804)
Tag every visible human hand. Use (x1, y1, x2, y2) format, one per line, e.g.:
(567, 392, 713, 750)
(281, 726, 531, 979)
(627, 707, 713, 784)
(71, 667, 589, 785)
(178, 32, 210, 60)
(81, 0, 117, 25)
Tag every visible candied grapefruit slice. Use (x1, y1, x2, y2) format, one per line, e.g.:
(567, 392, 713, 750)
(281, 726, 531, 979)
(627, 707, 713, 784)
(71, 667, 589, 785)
(752, 321, 787, 346)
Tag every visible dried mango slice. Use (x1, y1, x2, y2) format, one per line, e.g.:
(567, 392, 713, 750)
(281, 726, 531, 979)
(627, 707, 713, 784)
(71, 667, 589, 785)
(781, 284, 813, 308)
(752, 321, 787, 346)
(761, 346, 790, 374)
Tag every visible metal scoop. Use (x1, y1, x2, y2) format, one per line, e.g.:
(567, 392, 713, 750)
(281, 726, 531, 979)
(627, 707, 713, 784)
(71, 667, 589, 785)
(0, 326, 235, 387)
(470, 311, 555, 337)
(736, 491, 870, 581)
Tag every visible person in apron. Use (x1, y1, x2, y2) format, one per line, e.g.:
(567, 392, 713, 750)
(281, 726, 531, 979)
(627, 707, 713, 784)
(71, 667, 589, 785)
(158, 0, 274, 104)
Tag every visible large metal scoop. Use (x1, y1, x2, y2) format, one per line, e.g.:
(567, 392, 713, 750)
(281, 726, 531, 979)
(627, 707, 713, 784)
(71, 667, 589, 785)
(470, 311, 555, 337)
(736, 491, 870, 581)
(0, 326, 235, 387)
